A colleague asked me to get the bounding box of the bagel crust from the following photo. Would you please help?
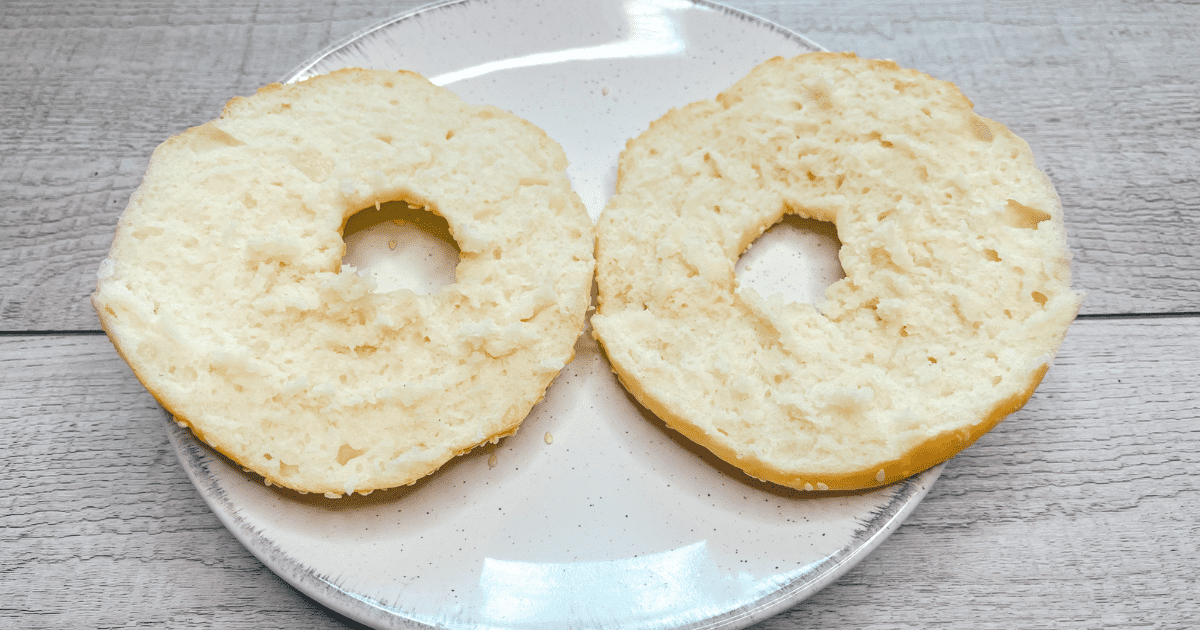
[94,69,595,496]
[593,53,1082,491]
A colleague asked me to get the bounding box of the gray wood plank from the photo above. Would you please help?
[1,0,1198,330]
[0,0,425,332]
[2,317,1197,628]
[765,316,1200,629]
[0,333,364,628]
[744,0,1200,319]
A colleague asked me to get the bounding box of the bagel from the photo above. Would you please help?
[93,68,595,496]
[592,53,1082,491]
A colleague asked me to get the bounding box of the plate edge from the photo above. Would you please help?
[281,0,827,85]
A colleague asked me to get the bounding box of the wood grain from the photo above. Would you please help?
[0,334,363,628]
[0,0,423,332]
[747,0,1200,318]
[2,1,1197,627]
[2,318,1197,628]
[1,0,1198,330]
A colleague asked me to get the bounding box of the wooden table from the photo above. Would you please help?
[3,0,1197,627]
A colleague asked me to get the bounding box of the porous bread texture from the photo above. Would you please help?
[93,68,595,496]
[592,52,1083,491]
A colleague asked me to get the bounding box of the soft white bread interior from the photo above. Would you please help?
[93,68,595,496]
[593,52,1082,491]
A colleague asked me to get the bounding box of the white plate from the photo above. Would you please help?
[168,1,944,628]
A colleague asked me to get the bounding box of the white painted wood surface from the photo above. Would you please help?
[2,0,1198,329]
[4,321,1197,628]
[2,0,1197,628]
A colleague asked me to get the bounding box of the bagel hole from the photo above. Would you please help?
[341,200,460,294]
[736,215,844,306]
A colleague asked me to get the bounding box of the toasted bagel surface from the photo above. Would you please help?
[94,69,595,496]
[593,53,1081,490]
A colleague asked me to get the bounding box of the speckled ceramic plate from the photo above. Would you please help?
[168,1,944,628]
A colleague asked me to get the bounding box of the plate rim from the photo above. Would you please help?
[171,421,944,630]
[281,0,828,85]
[172,1,942,628]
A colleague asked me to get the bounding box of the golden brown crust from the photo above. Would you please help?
[601,322,1054,491]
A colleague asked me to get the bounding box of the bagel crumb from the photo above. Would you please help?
[593,52,1081,491]
[94,68,595,496]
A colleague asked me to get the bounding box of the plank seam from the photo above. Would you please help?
[2,311,1200,336]
[1076,312,1200,320]
[0,330,106,336]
